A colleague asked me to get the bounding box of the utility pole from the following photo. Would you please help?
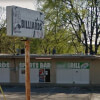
[25,39,31,100]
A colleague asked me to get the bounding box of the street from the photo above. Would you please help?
[0,86,100,100]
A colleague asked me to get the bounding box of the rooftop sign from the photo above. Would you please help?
[6,6,44,38]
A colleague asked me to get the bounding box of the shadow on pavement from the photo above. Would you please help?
[1,86,100,94]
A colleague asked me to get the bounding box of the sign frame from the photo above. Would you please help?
[6,6,44,38]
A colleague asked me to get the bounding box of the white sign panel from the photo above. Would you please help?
[6,6,44,38]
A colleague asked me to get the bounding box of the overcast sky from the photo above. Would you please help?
[0,0,37,10]
[0,0,38,21]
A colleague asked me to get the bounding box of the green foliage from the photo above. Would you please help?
[1,1,99,55]
[36,0,87,54]
[0,23,24,54]
[30,38,42,54]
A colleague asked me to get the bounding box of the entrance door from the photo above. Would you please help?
[39,69,50,82]
[73,69,81,84]
[45,69,50,82]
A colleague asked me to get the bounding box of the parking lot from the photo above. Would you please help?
[0,86,100,100]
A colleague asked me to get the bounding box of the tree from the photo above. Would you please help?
[37,0,100,55]
[0,6,25,54]
[66,0,100,54]
[37,0,83,54]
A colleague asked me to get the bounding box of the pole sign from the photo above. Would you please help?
[6,6,44,38]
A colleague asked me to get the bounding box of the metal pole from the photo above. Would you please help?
[25,39,31,100]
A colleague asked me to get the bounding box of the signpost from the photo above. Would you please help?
[6,6,44,100]
[25,39,30,100]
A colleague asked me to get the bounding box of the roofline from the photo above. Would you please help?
[0,54,100,59]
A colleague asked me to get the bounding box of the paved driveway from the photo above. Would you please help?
[0,86,100,100]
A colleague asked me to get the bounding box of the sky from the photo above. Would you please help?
[0,0,37,10]
[0,0,38,21]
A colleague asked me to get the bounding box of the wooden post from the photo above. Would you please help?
[25,39,31,100]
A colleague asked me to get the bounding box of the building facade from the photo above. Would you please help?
[0,54,100,86]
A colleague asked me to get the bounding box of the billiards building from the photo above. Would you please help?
[0,54,100,86]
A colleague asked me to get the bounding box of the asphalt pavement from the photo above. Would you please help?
[0,86,100,100]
